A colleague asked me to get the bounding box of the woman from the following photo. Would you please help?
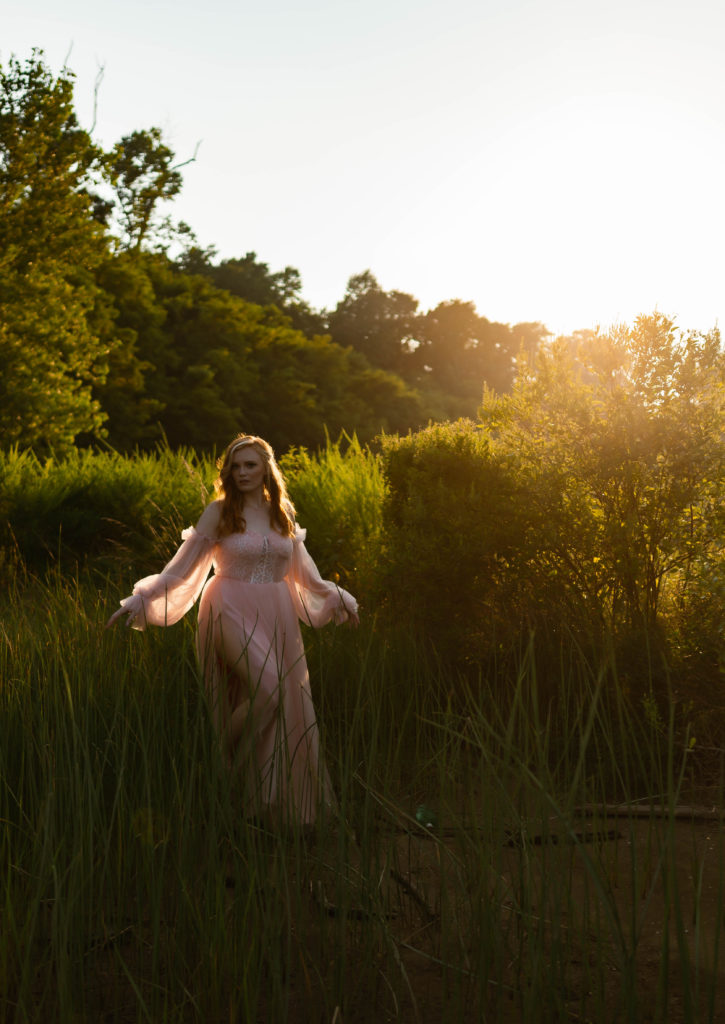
[107,435,358,825]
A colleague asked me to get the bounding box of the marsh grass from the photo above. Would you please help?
[0,445,214,576]
[1,570,724,1022]
[280,434,387,601]
[0,436,384,588]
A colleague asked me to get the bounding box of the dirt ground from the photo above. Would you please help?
[300,805,725,1023]
[47,805,725,1023]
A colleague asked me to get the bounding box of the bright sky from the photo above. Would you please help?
[5,0,725,337]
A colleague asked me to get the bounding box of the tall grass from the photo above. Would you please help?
[0,445,214,575]
[280,433,387,598]
[2,568,723,1022]
[0,436,384,591]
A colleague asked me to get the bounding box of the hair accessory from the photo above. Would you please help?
[230,439,255,457]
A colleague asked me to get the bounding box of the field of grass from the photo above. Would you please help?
[2,563,724,1023]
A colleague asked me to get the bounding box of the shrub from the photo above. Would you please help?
[377,316,725,707]
[379,420,575,672]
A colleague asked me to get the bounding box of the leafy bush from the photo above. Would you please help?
[379,420,575,674]
[378,316,725,705]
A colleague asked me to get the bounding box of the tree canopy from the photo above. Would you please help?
[0,52,558,455]
[105,128,184,251]
[0,53,111,451]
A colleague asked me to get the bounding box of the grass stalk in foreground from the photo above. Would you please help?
[1,573,723,1021]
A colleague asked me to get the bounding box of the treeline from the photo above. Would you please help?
[0,52,548,456]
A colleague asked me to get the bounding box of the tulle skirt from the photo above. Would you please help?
[197,575,332,824]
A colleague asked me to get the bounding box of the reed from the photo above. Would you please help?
[280,433,387,599]
[0,435,383,591]
[1,565,723,1022]
[0,444,214,575]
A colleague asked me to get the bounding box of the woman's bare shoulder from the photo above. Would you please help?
[196,499,223,536]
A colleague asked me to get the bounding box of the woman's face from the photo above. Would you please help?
[229,446,266,496]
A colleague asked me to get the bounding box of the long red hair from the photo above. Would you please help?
[214,435,295,537]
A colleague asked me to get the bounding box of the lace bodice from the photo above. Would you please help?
[213,530,293,584]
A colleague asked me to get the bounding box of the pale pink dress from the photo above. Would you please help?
[119,520,357,824]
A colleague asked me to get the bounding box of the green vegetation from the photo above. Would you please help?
[381,314,725,713]
[0,54,110,450]
[2,307,723,717]
[0,444,213,575]
[0,437,381,584]
[2,45,725,1024]
[2,566,724,1022]
[2,348,723,1021]
[279,435,387,597]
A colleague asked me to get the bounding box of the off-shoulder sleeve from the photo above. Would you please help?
[119,526,216,630]
[285,524,358,628]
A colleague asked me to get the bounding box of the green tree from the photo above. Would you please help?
[480,313,725,635]
[0,52,110,451]
[129,257,262,447]
[327,270,419,373]
[196,251,326,336]
[248,326,424,451]
[206,252,299,307]
[327,276,547,417]
[90,251,167,449]
[105,128,183,251]
[94,254,427,454]
[378,313,724,695]
[413,300,529,404]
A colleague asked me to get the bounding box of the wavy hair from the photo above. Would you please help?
[214,435,295,538]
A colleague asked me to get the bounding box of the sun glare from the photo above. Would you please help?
[364,86,724,338]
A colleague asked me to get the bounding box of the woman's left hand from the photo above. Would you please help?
[105,594,142,629]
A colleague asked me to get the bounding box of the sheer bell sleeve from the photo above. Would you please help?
[119,526,216,630]
[285,524,358,628]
